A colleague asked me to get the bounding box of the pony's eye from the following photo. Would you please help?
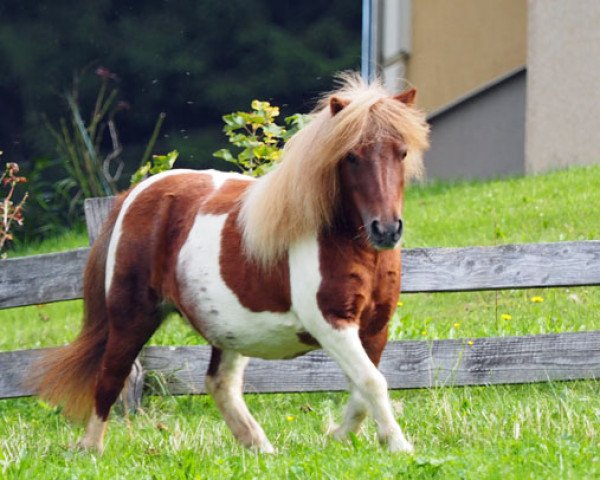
[399,149,408,160]
[347,153,359,165]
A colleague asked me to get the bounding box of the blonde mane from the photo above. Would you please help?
[239,73,430,266]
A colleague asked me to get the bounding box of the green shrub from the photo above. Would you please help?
[213,100,309,176]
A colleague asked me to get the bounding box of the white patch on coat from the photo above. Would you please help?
[208,169,248,189]
[176,212,315,360]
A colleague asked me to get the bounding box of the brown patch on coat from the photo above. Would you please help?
[207,346,222,377]
[297,331,321,347]
[317,229,401,333]
[201,178,252,215]
[220,205,292,313]
[337,139,406,232]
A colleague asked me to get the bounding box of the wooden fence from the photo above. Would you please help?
[1,197,600,404]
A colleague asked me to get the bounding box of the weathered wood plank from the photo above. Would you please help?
[401,241,600,292]
[84,196,116,245]
[0,248,89,308]
[4,332,600,398]
[2,241,599,309]
[0,348,47,397]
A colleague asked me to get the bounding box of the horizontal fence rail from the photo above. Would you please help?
[0,249,89,309]
[3,332,600,399]
[3,241,600,308]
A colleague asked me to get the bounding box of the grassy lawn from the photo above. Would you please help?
[1,165,599,478]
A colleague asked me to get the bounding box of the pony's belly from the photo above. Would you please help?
[177,211,317,360]
[200,308,316,359]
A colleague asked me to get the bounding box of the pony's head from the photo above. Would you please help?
[332,87,424,249]
[240,73,430,264]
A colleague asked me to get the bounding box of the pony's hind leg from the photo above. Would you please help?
[205,348,274,453]
[80,300,163,453]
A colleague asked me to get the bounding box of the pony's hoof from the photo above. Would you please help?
[260,443,276,454]
[251,442,276,454]
[386,436,414,454]
[330,426,349,442]
[75,438,104,455]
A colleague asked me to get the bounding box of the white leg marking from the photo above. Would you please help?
[206,350,274,453]
[79,413,108,453]
[289,236,413,453]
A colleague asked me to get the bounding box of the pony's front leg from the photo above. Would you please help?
[331,329,388,440]
[205,348,274,453]
[314,324,413,453]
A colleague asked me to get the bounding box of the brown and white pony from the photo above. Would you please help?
[33,75,429,454]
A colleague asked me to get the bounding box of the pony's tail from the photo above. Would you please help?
[30,200,122,423]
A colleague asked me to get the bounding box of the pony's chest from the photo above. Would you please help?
[312,235,401,324]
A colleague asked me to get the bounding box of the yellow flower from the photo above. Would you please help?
[453,323,460,328]
[501,314,512,321]
[421,331,427,336]
[467,340,474,346]
[286,415,295,422]
[530,296,544,303]
[397,301,404,307]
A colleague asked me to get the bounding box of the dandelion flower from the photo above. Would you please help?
[286,415,295,422]
[467,340,474,346]
[453,322,460,328]
[530,296,544,303]
[501,314,512,321]
[397,301,404,307]
[421,331,427,336]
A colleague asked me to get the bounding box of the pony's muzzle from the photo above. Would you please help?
[368,218,403,249]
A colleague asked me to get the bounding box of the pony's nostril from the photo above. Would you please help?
[396,219,403,235]
[371,220,384,237]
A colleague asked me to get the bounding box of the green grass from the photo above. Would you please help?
[1,165,600,478]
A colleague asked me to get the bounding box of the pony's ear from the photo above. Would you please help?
[329,96,349,116]
[394,88,417,106]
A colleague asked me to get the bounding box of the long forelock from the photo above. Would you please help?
[239,74,430,266]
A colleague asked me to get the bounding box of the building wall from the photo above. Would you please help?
[425,70,526,180]
[526,0,600,173]
[383,0,527,114]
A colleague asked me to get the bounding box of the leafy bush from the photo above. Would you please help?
[213,100,309,176]
[131,150,179,185]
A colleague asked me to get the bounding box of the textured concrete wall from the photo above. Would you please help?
[425,70,526,181]
[526,0,600,173]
